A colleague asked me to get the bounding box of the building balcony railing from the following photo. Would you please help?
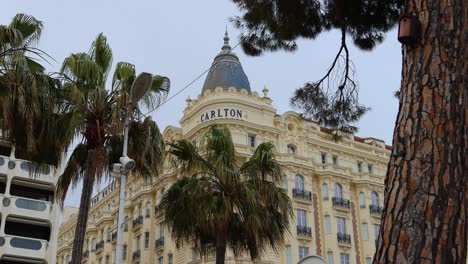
[0,194,53,222]
[96,240,105,252]
[0,235,48,260]
[132,215,143,230]
[369,204,383,215]
[0,155,54,184]
[332,197,351,210]
[132,249,141,262]
[296,226,312,238]
[155,237,164,250]
[82,250,89,258]
[292,189,312,202]
[154,204,163,216]
[337,233,352,245]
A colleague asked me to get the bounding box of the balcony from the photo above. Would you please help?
[369,204,383,216]
[95,240,104,252]
[337,233,352,245]
[155,237,164,251]
[0,155,55,184]
[0,235,49,260]
[332,197,351,210]
[154,204,162,217]
[292,189,312,202]
[296,226,312,239]
[132,249,141,262]
[132,216,143,230]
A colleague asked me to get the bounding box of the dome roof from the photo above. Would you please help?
[201,31,251,94]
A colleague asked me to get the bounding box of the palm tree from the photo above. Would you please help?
[0,14,64,164]
[55,33,170,264]
[161,125,292,264]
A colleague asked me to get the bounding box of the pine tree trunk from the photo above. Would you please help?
[215,224,228,264]
[70,170,94,264]
[374,0,467,263]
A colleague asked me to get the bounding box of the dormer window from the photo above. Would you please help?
[287,144,296,154]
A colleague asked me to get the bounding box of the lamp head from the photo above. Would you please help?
[120,156,136,171]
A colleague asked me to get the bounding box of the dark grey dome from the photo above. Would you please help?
[201,32,251,94]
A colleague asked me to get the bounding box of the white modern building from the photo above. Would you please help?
[0,140,61,264]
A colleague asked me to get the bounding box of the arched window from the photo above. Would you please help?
[146,202,151,217]
[282,175,288,191]
[295,175,304,191]
[134,204,141,218]
[334,183,343,199]
[322,183,329,200]
[100,228,104,241]
[359,192,366,208]
[92,238,96,251]
[287,144,296,154]
[66,255,71,264]
[371,192,379,206]
[124,216,129,232]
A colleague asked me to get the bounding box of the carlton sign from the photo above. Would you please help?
[200,108,243,123]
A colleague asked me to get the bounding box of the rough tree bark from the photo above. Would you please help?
[70,170,94,264]
[375,0,467,263]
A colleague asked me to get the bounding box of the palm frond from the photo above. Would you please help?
[9,13,43,46]
[56,144,88,207]
[89,33,113,88]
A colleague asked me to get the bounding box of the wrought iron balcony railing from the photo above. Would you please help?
[332,197,351,209]
[132,215,143,229]
[296,225,312,238]
[292,189,312,201]
[155,237,165,249]
[369,204,383,215]
[337,232,352,244]
[132,250,141,262]
[96,240,105,251]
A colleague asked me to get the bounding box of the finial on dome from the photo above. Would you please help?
[262,86,269,97]
[222,28,231,52]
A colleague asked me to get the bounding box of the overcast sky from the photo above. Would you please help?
[3,0,402,207]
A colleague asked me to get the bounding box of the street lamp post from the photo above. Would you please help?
[113,73,153,264]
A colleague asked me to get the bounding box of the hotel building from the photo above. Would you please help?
[57,32,391,264]
[0,140,61,263]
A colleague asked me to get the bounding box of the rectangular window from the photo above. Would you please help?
[286,245,292,264]
[158,256,163,264]
[105,255,110,264]
[135,235,141,251]
[336,217,346,234]
[321,153,327,164]
[192,248,198,261]
[374,224,381,240]
[332,155,338,165]
[357,161,363,173]
[159,223,164,238]
[368,164,373,174]
[299,246,309,260]
[144,232,150,249]
[340,253,349,264]
[247,134,256,147]
[297,209,307,227]
[98,257,102,264]
[362,223,369,240]
[168,254,173,264]
[123,245,127,260]
[327,251,334,264]
[366,257,372,264]
[325,215,331,234]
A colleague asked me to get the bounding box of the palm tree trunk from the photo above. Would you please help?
[215,224,228,264]
[374,0,467,263]
[70,171,94,264]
